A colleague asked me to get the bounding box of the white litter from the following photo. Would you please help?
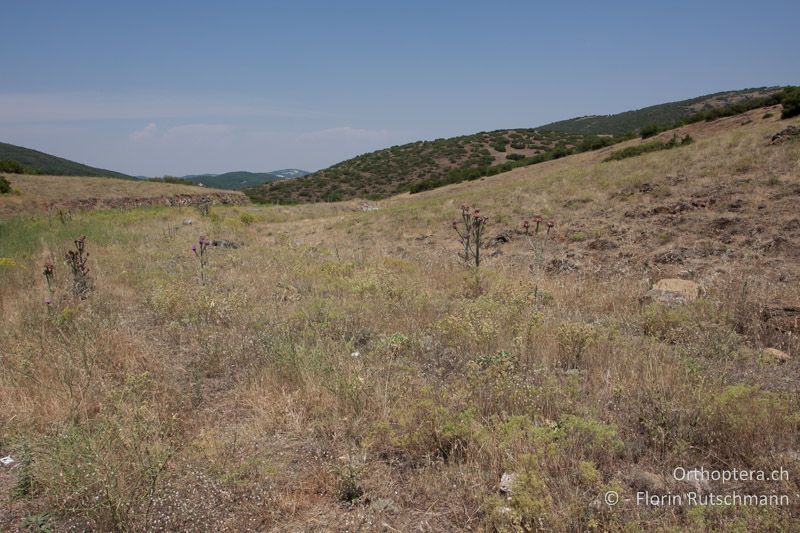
[351,351,360,358]
[1,456,14,466]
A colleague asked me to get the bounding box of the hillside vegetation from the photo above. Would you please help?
[0,142,132,179]
[246,87,788,204]
[1,106,799,531]
[182,169,309,190]
[540,86,782,135]
[247,128,608,203]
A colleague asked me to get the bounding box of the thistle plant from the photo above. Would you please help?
[65,236,91,298]
[43,262,55,296]
[192,236,211,284]
[452,205,488,268]
[523,216,555,302]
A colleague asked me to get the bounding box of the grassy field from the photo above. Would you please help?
[1,109,799,531]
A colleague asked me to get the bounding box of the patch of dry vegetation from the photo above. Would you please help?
[1,112,799,531]
[0,174,248,217]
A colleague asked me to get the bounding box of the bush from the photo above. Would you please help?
[0,159,28,174]
[780,86,800,119]
[0,175,10,194]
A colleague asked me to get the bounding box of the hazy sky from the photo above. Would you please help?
[1,0,798,176]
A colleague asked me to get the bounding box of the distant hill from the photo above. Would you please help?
[245,129,597,203]
[539,87,783,136]
[0,141,132,179]
[245,87,789,204]
[182,169,309,189]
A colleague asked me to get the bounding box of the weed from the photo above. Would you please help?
[65,236,91,298]
[192,236,211,284]
[197,198,212,217]
[21,513,53,533]
[452,205,488,268]
[556,323,595,369]
[12,442,35,499]
[336,457,364,503]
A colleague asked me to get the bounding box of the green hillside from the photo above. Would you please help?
[246,128,608,203]
[184,169,308,189]
[245,86,790,204]
[540,87,783,136]
[0,142,132,179]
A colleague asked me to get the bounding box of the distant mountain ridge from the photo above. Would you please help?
[180,169,309,189]
[0,141,132,179]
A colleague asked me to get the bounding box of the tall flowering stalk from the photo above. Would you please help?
[193,236,211,284]
[523,216,555,302]
[65,236,91,298]
[452,205,488,268]
[43,262,55,296]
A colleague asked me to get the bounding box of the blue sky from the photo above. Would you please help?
[1,0,797,176]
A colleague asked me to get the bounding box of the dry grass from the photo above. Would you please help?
[0,174,247,217]
[1,113,799,531]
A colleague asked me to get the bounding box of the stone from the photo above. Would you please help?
[770,125,800,145]
[499,472,517,495]
[211,239,241,249]
[641,279,701,306]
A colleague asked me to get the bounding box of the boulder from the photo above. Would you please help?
[641,279,702,306]
[770,125,800,145]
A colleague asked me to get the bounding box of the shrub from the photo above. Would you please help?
[0,175,10,194]
[0,159,28,174]
[780,86,800,119]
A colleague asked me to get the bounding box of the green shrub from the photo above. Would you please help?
[780,86,800,119]
[0,175,11,194]
[0,159,28,174]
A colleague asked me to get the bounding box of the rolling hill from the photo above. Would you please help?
[181,169,308,189]
[0,141,133,179]
[245,87,791,204]
[539,86,783,135]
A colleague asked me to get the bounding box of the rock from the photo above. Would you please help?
[211,239,241,249]
[762,347,791,363]
[770,125,800,145]
[641,279,702,306]
[652,248,687,264]
[499,472,517,495]
[761,304,800,334]
[546,257,579,273]
[588,238,618,251]
[492,230,513,245]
